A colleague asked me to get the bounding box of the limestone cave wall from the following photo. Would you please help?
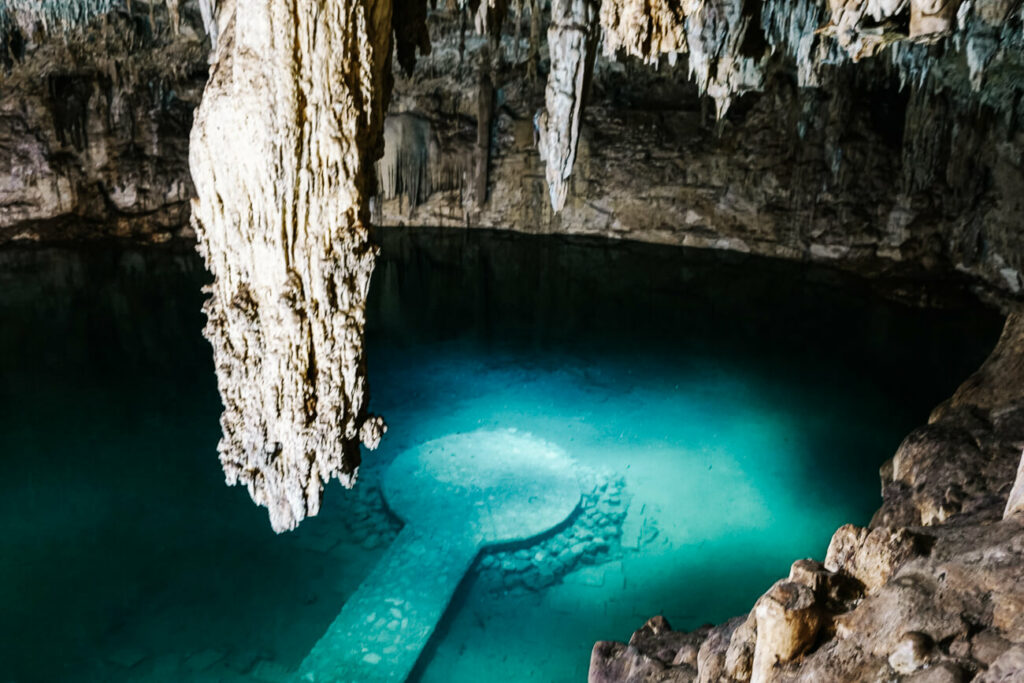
[0,1,207,242]
[3,1,1024,305]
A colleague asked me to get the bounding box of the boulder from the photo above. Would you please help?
[751,581,823,683]
[724,613,757,681]
[825,524,929,592]
[696,615,747,683]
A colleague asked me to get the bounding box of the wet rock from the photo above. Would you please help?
[671,642,700,669]
[970,629,1012,667]
[906,661,966,683]
[870,315,1024,530]
[630,615,672,644]
[591,617,710,683]
[588,640,694,683]
[787,559,832,597]
[788,558,863,609]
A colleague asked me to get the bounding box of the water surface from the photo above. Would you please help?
[0,229,1001,682]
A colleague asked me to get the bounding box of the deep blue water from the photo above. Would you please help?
[0,228,1002,682]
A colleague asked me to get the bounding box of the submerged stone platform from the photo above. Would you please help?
[298,429,581,682]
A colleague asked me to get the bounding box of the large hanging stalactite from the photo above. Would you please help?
[188,0,393,533]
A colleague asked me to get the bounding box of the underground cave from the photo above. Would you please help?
[2,1,1024,682]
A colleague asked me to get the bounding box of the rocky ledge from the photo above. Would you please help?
[590,313,1024,682]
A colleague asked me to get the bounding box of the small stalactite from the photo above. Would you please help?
[377,113,435,210]
[198,0,218,44]
[393,0,432,75]
[474,62,495,208]
[513,0,523,63]
[540,0,600,211]
[527,0,542,83]
[164,0,179,35]
[459,0,468,63]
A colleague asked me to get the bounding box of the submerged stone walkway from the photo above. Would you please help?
[298,429,581,682]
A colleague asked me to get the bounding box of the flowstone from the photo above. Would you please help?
[298,429,581,682]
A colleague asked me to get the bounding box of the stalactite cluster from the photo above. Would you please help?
[0,0,194,37]
[540,0,1024,211]
[377,114,436,209]
[0,0,122,33]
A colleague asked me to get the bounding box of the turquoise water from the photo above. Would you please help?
[0,230,1001,682]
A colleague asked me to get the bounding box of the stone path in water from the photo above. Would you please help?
[297,429,581,682]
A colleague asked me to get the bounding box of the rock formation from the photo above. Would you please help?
[591,313,1024,681]
[372,6,1024,306]
[0,1,207,242]
[187,0,397,532]
[539,0,1024,215]
[6,2,1024,299]
[538,0,599,211]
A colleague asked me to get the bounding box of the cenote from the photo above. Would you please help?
[0,226,1002,682]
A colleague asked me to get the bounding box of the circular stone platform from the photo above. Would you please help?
[300,430,582,682]
[382,429,581,547]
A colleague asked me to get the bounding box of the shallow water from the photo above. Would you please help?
[0,229,1002,682]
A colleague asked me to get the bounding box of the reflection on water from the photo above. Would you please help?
[0,229,1002,682]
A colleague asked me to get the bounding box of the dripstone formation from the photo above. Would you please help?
[187,0,397,532]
